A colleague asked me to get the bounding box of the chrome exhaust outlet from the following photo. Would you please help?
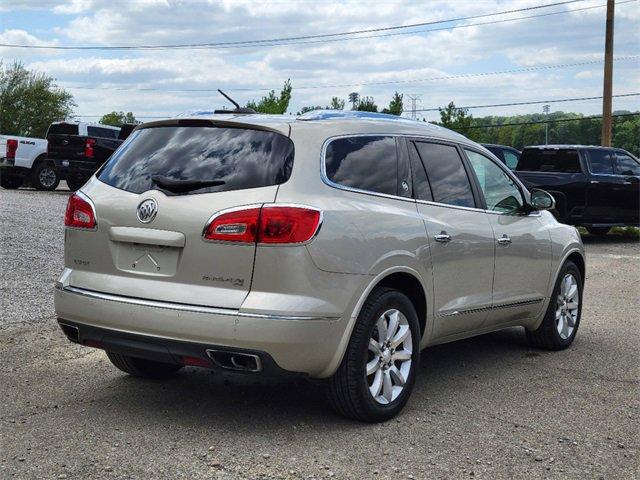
[206,349,262,373]
[59,322,80,343]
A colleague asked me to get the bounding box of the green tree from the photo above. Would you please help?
[438,101,477,139]
[382,92,403,116]
[348,92,360,110]
[330,96,345,110]
[0,62,75,138]
[356,96,378,112]
[100,111,138,127]
[246,79,292,114]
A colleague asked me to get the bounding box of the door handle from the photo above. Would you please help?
[434,232,451,243]
[497,234,512,246]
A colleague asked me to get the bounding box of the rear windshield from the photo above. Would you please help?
[97,126,294,195]
[47,123,78,137]
[516,149,582,173]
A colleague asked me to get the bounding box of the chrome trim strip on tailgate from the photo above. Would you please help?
[57,284,338,321]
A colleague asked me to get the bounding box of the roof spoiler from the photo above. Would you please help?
[214,89,256,115]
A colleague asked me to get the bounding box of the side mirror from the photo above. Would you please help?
[529,189,555,211]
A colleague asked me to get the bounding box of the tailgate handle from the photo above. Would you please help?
[109,227,185,247]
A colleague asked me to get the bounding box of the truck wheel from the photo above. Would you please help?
[586,226,610,236]
[66,175,87,191]
[326,287,420,422]
[0,173,24,189]
[32,162,60,191]
[526,261,582,350]
[106,352,183,379]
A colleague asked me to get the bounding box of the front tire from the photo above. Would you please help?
[327,287,420,422]
[106,352,183,378]
[32,162,60,191]
[526,261,583,350]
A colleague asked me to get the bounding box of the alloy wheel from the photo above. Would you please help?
[366,308,413,405]
[39,168,57,188]
[556,273,579,340]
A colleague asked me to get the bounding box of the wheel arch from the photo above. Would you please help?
[319,266,430,378]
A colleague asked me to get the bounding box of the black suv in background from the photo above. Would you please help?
[482,143,521,170]
[514,145,640,234]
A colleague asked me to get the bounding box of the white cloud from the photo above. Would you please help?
[1,0,638,119]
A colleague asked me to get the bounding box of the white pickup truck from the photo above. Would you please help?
[0,134,54,190]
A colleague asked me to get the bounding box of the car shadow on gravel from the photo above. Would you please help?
[61,327,535,430]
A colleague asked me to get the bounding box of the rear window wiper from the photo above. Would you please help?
[151,175,225,193]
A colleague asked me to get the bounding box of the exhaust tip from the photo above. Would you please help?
[59,322,80,343]
[206,349,262,373]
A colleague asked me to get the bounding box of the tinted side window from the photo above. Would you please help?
[517,149,582,173]
[587,149,614,174]
[88,126,118,139]
[413,142,475,208]
[409,143,433,201]
[614,152,640,176]
[466,150,523,214]
[503,150,519,170]
[98,126,294,195]
[325,136,398,196]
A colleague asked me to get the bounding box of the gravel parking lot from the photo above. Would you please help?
[1,186,638,479]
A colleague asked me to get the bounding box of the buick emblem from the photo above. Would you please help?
[137,198,158,224]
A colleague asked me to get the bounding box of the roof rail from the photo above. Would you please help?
[297,110,416,122]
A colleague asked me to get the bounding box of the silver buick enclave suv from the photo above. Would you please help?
[55,110,585,422]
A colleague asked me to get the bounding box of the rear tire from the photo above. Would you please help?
[0,173,24,189]
[65,175,87,191]
[526,261,582,350]
[586,226,610,236]
[106,352,183,378]
[32,162,60,191]
[326,287,421,422]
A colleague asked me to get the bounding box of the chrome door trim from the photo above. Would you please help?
[57,284,338,321]
[439,298,544,317]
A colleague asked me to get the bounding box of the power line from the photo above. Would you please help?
[406,92,640,113]
[0,0,600,50]
[466,112,639,129]
[60,55,640,93]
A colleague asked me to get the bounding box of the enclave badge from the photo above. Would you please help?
[137,198,158,224]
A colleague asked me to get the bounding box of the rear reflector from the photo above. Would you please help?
[64,193,97,229]
[83,339,103,349]
[6,139,18,159]
[203,205,321,245]
[181,356,211,368]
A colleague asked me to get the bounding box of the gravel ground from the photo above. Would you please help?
[1,186,639,479]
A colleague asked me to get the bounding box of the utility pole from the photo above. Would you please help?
[543,104,550,144]
[406,94,421,120]
[601,0,615,146]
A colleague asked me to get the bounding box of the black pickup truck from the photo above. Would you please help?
[47,122,135,191]
[514,145,640,234]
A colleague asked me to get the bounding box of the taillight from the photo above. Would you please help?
[64,193,96,229]
[203,207,261,243]
[203,205,321,245]
[6,139,18,159]
[84,138,96,158]
[259,206,322,244]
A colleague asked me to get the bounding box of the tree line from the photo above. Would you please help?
[1,63,637,156]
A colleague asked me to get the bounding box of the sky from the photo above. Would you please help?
[1,0,639,123]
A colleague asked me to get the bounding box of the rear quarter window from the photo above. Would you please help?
[97,126,294,195]
[324,136,398,196]
[517,149,582,173]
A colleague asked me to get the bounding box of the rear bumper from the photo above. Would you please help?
[51,158,97,177]
[54,283,346,378]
